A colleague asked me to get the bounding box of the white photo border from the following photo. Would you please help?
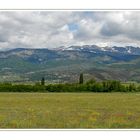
[0,0,140,138]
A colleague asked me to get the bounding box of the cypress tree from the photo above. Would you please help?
[41,77,45,85]
[79,73,84,84]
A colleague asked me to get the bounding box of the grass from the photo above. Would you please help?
[0,92,140,128]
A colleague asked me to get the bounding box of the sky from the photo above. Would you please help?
[0,11,140,50]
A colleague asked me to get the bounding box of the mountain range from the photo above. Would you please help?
[1,45,140,83]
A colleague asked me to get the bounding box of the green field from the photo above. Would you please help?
[0,92,140,128]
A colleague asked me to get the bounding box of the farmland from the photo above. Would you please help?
[0,93,140,128]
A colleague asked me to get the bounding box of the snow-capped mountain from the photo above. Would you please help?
[53,44,140,55]
[0,44,140,83]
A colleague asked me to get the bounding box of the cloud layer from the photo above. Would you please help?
[0,11,140,49]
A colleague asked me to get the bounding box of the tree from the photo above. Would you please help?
[41,77,45,85]
[129,83,136,91]
[79,73,84,84]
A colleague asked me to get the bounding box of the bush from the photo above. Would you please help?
[0,80,138,92]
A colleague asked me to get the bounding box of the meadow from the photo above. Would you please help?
[0,92,140,128]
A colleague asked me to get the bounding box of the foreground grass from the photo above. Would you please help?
[0,92,140,128]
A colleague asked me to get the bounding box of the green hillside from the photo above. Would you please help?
[0,47,140,83]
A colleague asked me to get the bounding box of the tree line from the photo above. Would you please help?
[0,73,139,92]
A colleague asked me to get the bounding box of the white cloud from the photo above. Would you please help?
[0,11,140,50]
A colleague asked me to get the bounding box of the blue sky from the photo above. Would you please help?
[0,11,139,50]
[68,23,78,31]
